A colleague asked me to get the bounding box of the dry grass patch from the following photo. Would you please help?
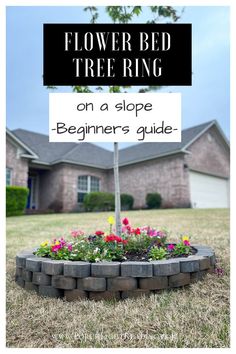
[6,209,230,348]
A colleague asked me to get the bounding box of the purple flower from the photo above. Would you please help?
[214,267,224,276]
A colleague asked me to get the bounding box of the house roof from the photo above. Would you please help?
[12,120,229,169]
[6,128,39,160]
[12,129,113,168]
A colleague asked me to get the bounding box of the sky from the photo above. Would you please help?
[6,6,230,150]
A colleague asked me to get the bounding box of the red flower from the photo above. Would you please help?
[132,227,141,235]
[104,234,127,244]
[122,217,129,226]
[95,230,104,236]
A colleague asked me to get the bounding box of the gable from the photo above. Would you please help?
[6,130,38,159]
[185,124,230,178]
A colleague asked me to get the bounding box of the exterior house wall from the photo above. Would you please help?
[185,126,230,178]
[108,154,191,208]
[60,164,109,211]
[6,138,29,187]
[38,165,65,211]
[47,164,110,211]
[62,164,108,211]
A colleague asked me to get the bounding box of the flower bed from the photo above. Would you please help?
[15,217,216,301]
[34,217,195,262]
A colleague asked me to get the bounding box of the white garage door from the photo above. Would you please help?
[189,171,229,208]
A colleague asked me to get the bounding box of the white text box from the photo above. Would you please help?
[49,93,181,143]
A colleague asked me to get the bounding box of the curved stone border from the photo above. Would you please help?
[15,245,216,301]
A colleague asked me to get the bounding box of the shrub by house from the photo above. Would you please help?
[6,186,28,216]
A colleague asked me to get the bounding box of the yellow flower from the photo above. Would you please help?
[40,240,49,247]
[108,216,115,225]
[182,235,189,242]
[55,241,60,245]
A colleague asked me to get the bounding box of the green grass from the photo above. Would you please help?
[6,209,230,348]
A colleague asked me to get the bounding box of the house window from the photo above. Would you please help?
[6,168,12,186]
[77,175,100,203]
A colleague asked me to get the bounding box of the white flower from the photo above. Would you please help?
[95,258,100,262]
[93,247,99,255]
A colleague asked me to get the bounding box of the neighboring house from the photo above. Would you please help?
[6,120,230,211]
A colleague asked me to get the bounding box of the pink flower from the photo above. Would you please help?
[122,217,129,226]
[59,237,66,247]
[167,244,175,251]
[183,240,190,246]
[156,231,166,238]
[67,244,73,252]
[122,225,132,234]
[149,229,158,237]
[51,244,62,252]
[71,229,84,238]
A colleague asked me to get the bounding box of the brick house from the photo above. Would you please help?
[6,120,230,211]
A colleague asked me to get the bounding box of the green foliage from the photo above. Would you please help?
[172,242,191,257]
[148,246,168,260]
[121,193,134,210]
[124,234,152,253]
[83,192,134,211]
[83,192,115,211]
[6,186,29,216]
[146,193,162,209]
[34,236,126,262]
[84,6,99,23]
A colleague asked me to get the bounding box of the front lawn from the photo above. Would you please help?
[6,209,230,348]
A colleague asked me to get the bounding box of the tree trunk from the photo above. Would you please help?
[114,142,121,235]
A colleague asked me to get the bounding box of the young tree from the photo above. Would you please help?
[53,6,181,235]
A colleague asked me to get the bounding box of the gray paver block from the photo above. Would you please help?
[77,277,106,292]
[190,270,208,283]
[64,262,90,278]
[39,285,63,298]
[52,275,76,289]
[24,282,39,292]
[139,276,168,290]
[152,259,180,276]
[32,272,51,286]
[22,269,33,282]
[15,267,23,277]
[180,259,200,272]
[91,262,120,277]
[15,277,25,288]
[168,273,190,287]
[107,277,137,291]
[121,262,152,277]
[16,253,35,268]
[199,257,211,270]
[42,260,64,275]
[25,258,42,272]
[210,254,216,266]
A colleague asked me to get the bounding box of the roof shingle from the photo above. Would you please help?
[12,120,218,169]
